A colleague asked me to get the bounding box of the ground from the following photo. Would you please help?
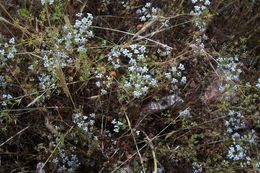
[0,0,259,173]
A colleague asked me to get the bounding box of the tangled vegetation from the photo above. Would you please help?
[0,0,259,172]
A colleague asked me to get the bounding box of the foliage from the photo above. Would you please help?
[0,0,259,172]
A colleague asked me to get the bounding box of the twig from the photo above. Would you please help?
[144,133,158,173]
[0,126,30,147]
[91,25,172,49]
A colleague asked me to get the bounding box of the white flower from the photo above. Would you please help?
[7,52,14,59]
[140,16,146,21]
[181,76,187,84]
[95,81,101,88]
[52,158,59,164]
[77,46,86,53]
[9,37,15,44]
[171,66,177,73]
[204,0,211,6]
[149,78,157,86]
[194,5,201,13]
[136,9,142,14]
[49,0,54,4]
[111,119,117,124]
[3,94,13,100]
[113,128,119,133]
[139,45,146,53]
[145,2,151,8]
[256,78,260,89]
[227,144,248,161]
[36,162,46,173]
[179,108,191,118]
[171,78,178,84]
[124,82,131,88]
[133,90,142,98]
[134,83,141,89]
[129,58,137,65]
[164,72,172,79]
[192,162,202,173]
[151,7,159,14]
[177,71,182,77]
[137,3,161,22]
[76,13,83,17]
[101,89,107,95]
[227,127,233,133]
[141,86,149,93]
[178,63,185,70]
[89,119,95,126]
[90,113,96,118]
[41,0,55,5]
[128,66,136,72]
[41,0,45,5]
[0,49,4,55]
[130,44,137,50]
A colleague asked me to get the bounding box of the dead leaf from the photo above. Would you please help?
[202,75,223,104]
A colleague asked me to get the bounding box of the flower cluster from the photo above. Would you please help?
[157,45,172,57]
[94,71,113,95]
[39,49,73,69]
[191,0,211,16]
[217,56,242,82]
[216,56,242,100]
[179,108,191,118]
[72,112,96,134]
[240,130,258,144]
[51,149,80,173]
[0,75,6,88]
[192,162,203,173]
[224,110,246,134]
[190,36,207,55]
[164,63,187,90]
[224,110,253,166]
[33,13,94,73]
[136,2,160,22]
[190,0,211,55]
[38,73,56,90]
[227,144,250,164]
[108,44,146,69]
[111,119,124,133]
[62,13,94,52]
[41,0,55,5]
[108,44,158,98]
[0,37,17,62]
[1,93,13,107]
[121,1,131,10]
[123,71,157,98]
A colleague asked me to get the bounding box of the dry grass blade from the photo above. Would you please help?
[26,91,46,107]
[124,111,146,172]
[55,65,76,109]
[64,15,73,30]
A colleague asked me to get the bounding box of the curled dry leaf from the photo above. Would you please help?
[135,95,183,129]
[141,94,184,116]
[202,74,223,104]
